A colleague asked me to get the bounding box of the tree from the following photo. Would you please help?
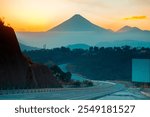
[89,47,93,52]
[0,17,5,27]
[83,80,93,87]
[65,72,72,82]
[94,46,99,52]
[73,81,81,87]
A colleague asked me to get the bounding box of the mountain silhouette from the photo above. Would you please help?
[17,15,150,49]
[19,43,40,51]
[0,23,61,89]
[49,14,108,32]
[117,26,142,33]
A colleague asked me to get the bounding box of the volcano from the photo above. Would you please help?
[49,14,108,32]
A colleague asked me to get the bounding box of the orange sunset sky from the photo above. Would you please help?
[0,0,150,32]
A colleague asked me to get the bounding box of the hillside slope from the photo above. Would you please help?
[0,24,61,89]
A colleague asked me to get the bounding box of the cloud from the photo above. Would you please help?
[123,16,147,20]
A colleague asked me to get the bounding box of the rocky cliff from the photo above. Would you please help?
[0,24,61,89]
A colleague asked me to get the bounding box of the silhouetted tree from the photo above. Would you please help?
[73,81,81,87]
[65,72,72,82]
[50,65,72,82]
[0,18,4,27]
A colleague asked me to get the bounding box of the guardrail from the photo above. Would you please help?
[0,87,93,95]
[0,88,62,95]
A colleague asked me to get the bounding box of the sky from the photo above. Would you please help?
[0,0,150,32]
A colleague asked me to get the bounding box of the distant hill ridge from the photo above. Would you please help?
[117,26,142,33]
[67,43,90,50]
[19,43,40,51]
[96,40,150,48]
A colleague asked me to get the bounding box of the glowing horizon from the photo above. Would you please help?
[0,0,150,32]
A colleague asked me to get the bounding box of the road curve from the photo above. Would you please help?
[0,81,125,100]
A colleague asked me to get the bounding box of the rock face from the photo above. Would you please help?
[0,25,61,89]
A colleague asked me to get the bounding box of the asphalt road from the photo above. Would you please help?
[0,81,125,100]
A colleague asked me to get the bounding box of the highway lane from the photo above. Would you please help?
[0,80,149,100]
[98,88,150,100]
[0,81,126,100]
